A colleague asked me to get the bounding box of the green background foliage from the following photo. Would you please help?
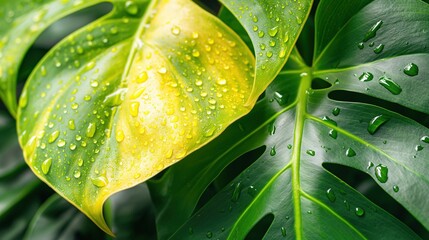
[0,0,429,239]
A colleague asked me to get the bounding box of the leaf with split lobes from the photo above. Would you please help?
[17,0,255,235]
[219,0,313,105]
[0,0,107,117]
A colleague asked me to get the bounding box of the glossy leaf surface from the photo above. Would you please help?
[150,0,429,238]
[0,0,107,116]
[17,0,257,235]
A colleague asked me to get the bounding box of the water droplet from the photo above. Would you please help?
[85,61,96,71]
[266,51,273,58]
[326,188,336,202]
[171,26,181,35]
[273,91,287,106]
[367,115,389,135]
[369,42,375,47]
[268,122,276,135]
[90,80,99,88]
[415,145,423,151]
[357,42,364,49]
[116,129,125,142]
[252,15,258,23]
[86,122,96,138]
[268,26,279,37]
[306,150,315,156]
[332,107,340,116]
[393,185,399,192]
[281,227,287,237]
[346,147,356,157]
[40,65,47,76]
[69,143,77,150]
[110,27,118,35]
[375,164,388,183]
[231,182,242,202]
[355,207,365,217]
[344,200,350,210]
[367,161,374,170]
[71,102,79,110]
[67,120,76,130]
[358,72,373,82]
[420,136,429,143]
[206,231,213,238]
[204,127,216,137]
[363,20,383,42]
[322,116,337,126]
[125,1,139,15]
[74,170,81,178]
[192,49,200,57]
[373,44,384,54]
[287,144,292,149]
[91,176,108,187]
[41,158,52,175]
[258,31,264,38]
[329,129,338,139]
[78,158,84,167]
[130,102,140,117]
[57,139,66,147]
[247,185,257,197]
[403,63,419,76]
[48,130,60,143]
[270,146,276,156]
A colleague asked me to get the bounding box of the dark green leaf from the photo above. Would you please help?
[151,0,429,238]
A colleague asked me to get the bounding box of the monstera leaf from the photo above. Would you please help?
[12,0,281,235]
[149,0,429,238]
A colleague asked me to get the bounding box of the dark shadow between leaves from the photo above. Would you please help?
[328,90,429,128]
[323,162,429,239]
[244,213,274,240]
[312,78,332,90]
[192,146,266,215]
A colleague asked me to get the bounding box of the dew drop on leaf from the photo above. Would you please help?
[69,143,77,151]
[375,164,388,183]
[322,116,337,126]
[116,129,125,142]
[403,63,419,76]
[273,91,287,106]
[270,146,276,156]
[357,42,364,49]
[345,147,356,157]
[125,1,139,15]
[415,145,423,151]
[268,122,276,135]
[68,119,75,130]
[367,115,389,135]
[306,150,315,156]
[91,176,108,188]
[367,161,374,170]
[373,44,384,54]
[268,26,279,37]
[281,227,287,237]
[326,188,336,202]
[41,158,52,175]
[171,26,181,35]
[247,185,257,197]
[344,200,350,210]
[358,72,373,82]
[332,107,340,116]
[57,139,66,147]
[77,158,83,167]
[48,130,60,143]
[363,20,383,42]
[329,129,337,139]
[379,76,402,95]
[355,207,365,217]
[231,182,242,202]
[86,122,96,138]
[420,136,429,143]
[206,231,213,239]
[393,185,399,192]
[74,170,81,179]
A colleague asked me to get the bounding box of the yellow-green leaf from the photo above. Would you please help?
[17,0,255,235]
